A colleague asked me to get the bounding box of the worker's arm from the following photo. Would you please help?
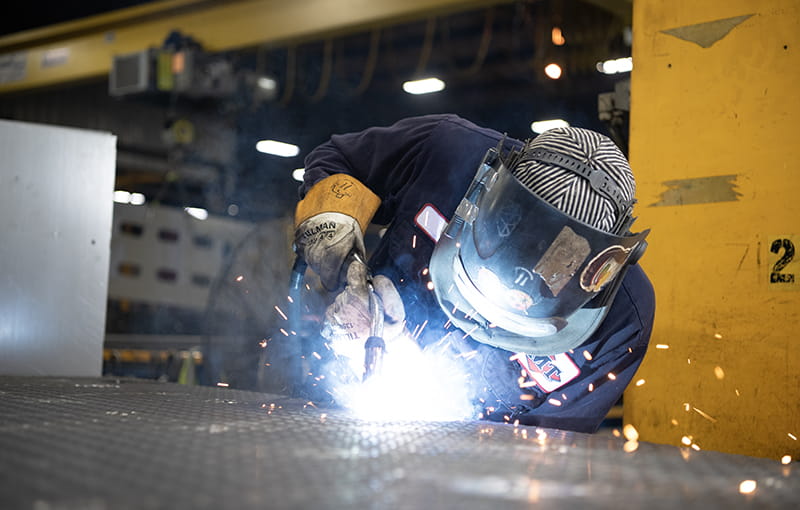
[294,115,453,290]
[299,114,458,224]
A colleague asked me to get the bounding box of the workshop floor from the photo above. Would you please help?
[0,376,796,509]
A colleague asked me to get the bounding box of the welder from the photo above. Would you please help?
[293,114,654,433]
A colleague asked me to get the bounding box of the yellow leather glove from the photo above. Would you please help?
[294,174,381,291]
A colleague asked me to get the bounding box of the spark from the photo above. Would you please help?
[623,424,639,441]
[458,350,478,361]
[735,389,740,396]
[612,429,621,438]
[683,403,691,412]
[655,344,669,350]
[216,382,229,387]
[259,339,268,348]
[412,234,417,248]
[738,480,757,494]
[607,372,617,380]
[304,401,317,409]
[681,436,692,446]
[287,295,294,303]
[426,281,434,291]
[235,275,244,282]
[693,407,717,423]
[691,443,701,451]
[520,381,538,389]
[635,379,646,386]
[671,419,678,426]
[588,383,594,392]
[312,352,322,360]
[320,413,327,423]
[714,333,723,339]
[714,366,725,379]
[460,324,480,340]
[279,328,289,336]
[687,358,691,365]
[274,305,288,321]
[623,440,639,453]
[520,394,534,401]
[422,267,429,276]
[583,350,593,361]
[412,320,429,342]
[789,433,797,441]
[781,455,792,464]
[547,398,562,407]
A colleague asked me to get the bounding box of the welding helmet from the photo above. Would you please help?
[429,127,649,355]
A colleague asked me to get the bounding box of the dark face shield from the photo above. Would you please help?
[429,148,648,355]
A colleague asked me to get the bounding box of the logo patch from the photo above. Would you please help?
[512,352,580,393]
[414,203,448,242]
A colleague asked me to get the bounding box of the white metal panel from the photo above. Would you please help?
[0,119,116,376]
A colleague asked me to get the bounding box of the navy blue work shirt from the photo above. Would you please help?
[300,114,655,433]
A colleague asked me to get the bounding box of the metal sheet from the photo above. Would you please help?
[0,120,116,377]
[0,376,796,509]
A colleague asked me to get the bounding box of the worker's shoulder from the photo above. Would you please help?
[395,113,502,139]
[619,264,655,326]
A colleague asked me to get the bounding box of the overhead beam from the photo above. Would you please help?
[0,0,510,94]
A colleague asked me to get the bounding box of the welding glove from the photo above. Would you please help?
[294,174,381,291]
[321,260,406,360]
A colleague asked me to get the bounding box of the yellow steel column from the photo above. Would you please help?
[625,0,800,459]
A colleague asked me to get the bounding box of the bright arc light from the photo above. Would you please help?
[184,207,208,220]
[597,57,633,75]
[544,63,562,79]
[292,168,306,182]
[531,119,569,134]
[402,77,446,95]
[329,333,476,422]
[256,139,300,157]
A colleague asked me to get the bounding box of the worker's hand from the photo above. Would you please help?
[321,261,406,360]
[294,212,366,291]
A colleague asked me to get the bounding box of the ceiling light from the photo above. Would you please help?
[551,27,565,46]
[184,207,208,220]
[113,190,131,204]
[129,192,146,205]
[596,57,633,74]
[256,139,300,157]
[257,76,277,90]
[531,119,570,134]
[402,77,445,95]
[544,63,562,80]
[292,168,306,182]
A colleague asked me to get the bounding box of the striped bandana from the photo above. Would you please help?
[511,128,635,233]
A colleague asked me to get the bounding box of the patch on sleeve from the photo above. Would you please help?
[511,352,581,393]
[414,203,448,242]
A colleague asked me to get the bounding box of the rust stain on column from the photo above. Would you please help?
[661,14,754,48]
[650,174,742,207]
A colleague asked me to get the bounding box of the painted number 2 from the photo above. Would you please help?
[770,238,795,284]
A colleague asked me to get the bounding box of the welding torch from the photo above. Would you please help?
[346,252,386,382]
[289,250,386,382]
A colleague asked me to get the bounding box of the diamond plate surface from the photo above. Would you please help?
[0,376,796,509]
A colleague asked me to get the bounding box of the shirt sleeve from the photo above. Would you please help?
[299,114,456,224]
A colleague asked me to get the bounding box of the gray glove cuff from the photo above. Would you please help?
[295,212,366,291]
